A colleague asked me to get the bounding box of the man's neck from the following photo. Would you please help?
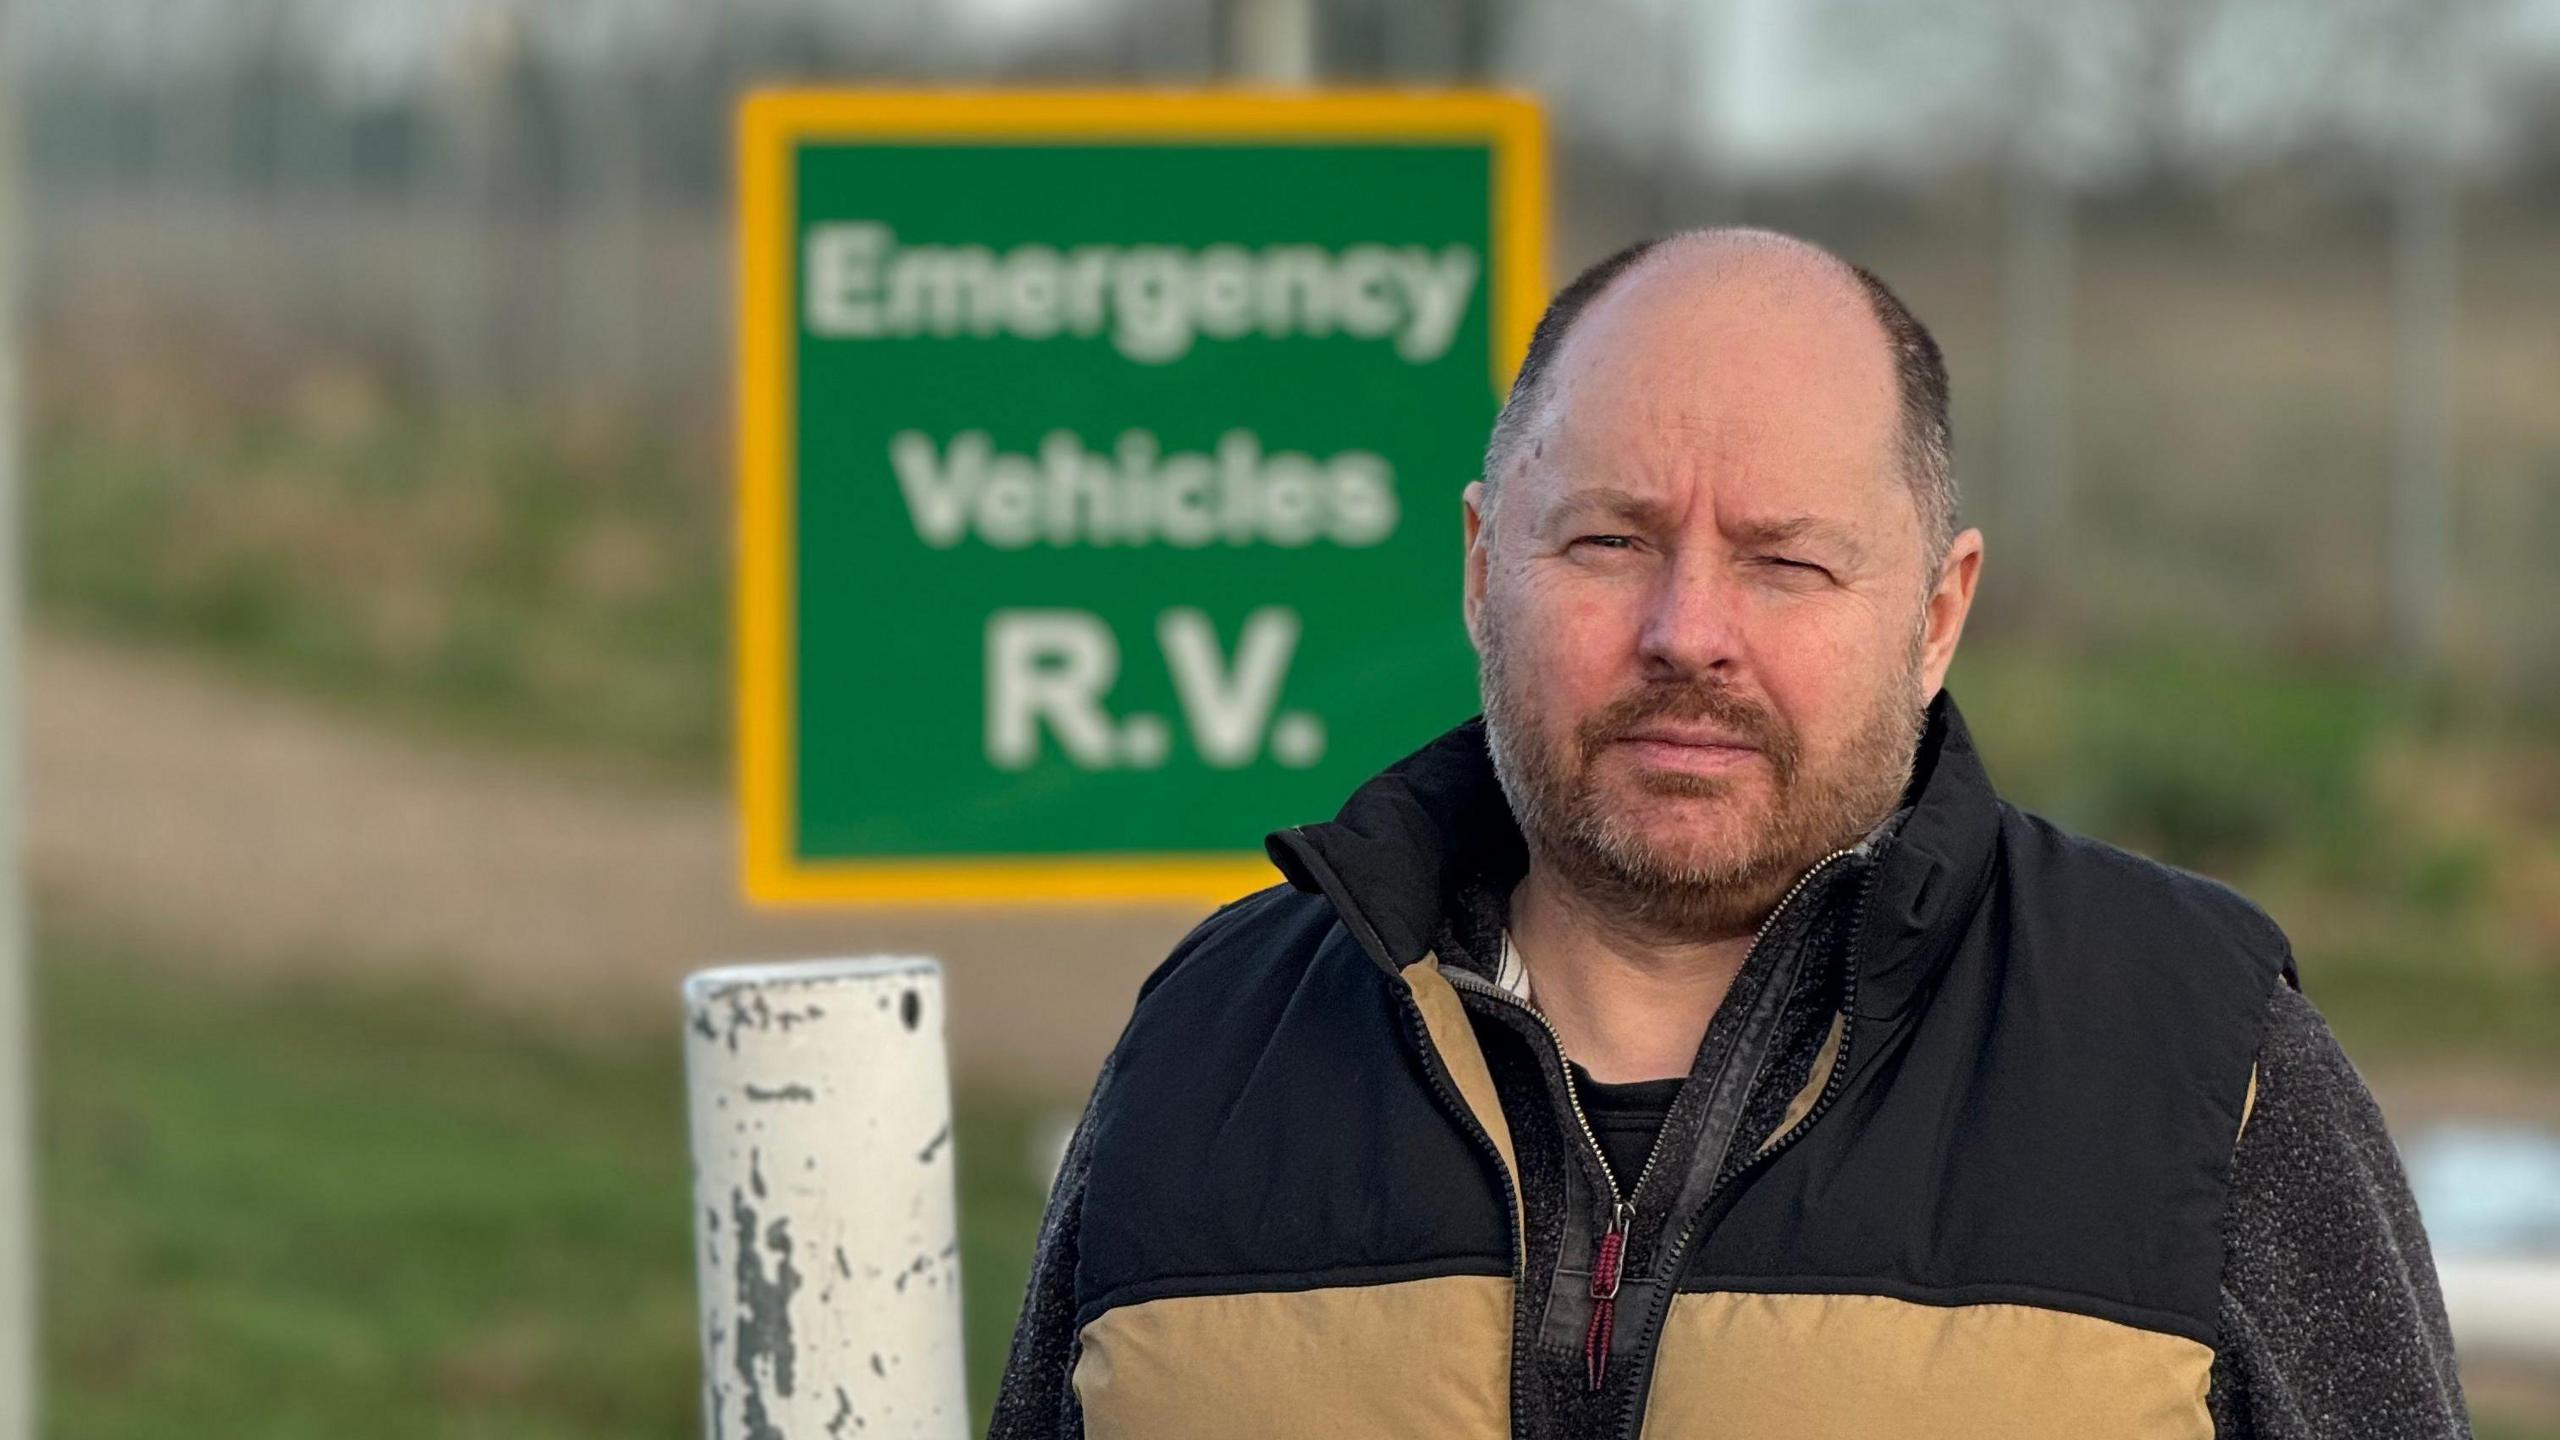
[1504,863,1760,1084]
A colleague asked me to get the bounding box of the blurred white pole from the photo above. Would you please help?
[0,2,33,1434]
[1680,0,1737,226]
[1225,0,1315,84]
[2001,10,2075,613]
[567,61,648,401]
[684,959,967,1440]
[1652,0,1702,230]
[2389,4,2458,673]
[423,31,481,409]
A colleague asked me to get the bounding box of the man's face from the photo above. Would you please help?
[1464,243,1980,941]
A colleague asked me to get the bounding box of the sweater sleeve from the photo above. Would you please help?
[983,1050,1113,1440]
[983,890,1276,1438]
[2206,982,2472,1439]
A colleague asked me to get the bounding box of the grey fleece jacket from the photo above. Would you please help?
[987,904,2473,1440]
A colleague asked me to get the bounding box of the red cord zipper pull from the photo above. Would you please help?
[1585,1203,1628,1390]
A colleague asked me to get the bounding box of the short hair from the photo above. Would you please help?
[1479,228,1958,564]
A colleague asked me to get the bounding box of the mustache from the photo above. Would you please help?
[1575,679,1799,779]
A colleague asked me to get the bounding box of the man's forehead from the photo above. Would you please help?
[1517,240,1904,507]
[1552,244,1893,419]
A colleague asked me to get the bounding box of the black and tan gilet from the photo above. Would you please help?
[1067,692,2295,1439]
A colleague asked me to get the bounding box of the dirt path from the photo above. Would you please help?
[25,630,1202,1094]
[30,629,2554,1126]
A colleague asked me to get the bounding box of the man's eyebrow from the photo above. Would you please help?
[1731,514,1865,559]
[1547,486,1675,529]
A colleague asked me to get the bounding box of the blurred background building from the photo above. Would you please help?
[6,0,2557,1435]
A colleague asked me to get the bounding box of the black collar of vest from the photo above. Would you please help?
[1264,688,2003,1018]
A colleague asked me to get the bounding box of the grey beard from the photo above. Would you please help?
[1477,609,1925,944]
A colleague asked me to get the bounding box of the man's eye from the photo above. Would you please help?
[1761,556,1827,575]
[1572,535,1637,551]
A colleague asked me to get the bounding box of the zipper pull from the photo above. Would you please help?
[1584,1201,1629,1391]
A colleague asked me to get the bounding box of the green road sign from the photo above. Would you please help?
[738,90,1547,905]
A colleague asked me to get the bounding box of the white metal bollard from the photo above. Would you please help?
[684,958,968,1439]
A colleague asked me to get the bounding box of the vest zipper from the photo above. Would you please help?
[1703,850,1874,1188]
[1390,983,1539,1440]
[1402,983,1515,1265]
[1441,840,1864,1393]
[1603,852,1885,1440]
[1454,978,1669,1383]
[1277,826,1528,1286]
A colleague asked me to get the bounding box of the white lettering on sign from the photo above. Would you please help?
[985,608,1326,772]
[806,222,1480,365]
[984,610,1119,770]
[1161,608,1296,767]
[890,429,1397,550]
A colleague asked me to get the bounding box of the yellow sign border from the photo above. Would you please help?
[737,88,1549,907]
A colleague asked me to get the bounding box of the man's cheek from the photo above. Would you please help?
[1531,626,1620,709]
[1555,589,1633,658]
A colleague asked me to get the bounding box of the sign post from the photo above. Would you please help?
[736,90,1545,906]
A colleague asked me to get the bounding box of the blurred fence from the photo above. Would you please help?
[15,0,2560,709]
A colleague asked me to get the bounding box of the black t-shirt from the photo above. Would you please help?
[1567,1060,1685,1193]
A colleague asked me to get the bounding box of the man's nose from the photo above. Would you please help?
[1633,547,1744,679]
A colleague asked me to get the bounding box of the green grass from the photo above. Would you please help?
[34,898,2558,1438]
[1950,638,2560,1076]
[31,404,726,772]
[39,932,1056,1438]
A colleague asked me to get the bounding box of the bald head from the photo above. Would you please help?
[1482,228,1956,565]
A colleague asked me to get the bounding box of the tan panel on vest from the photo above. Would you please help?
[1644,1291,2214,1439]
[2237,1061,2261,1145]
[1759,1009,1846,1155]
[1074,1275,1513,1440]
[1402,955,1524,1266]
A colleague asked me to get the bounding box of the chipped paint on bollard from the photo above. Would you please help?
[684,958,966,1440]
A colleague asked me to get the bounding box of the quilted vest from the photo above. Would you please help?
[1067,690,2292,1439]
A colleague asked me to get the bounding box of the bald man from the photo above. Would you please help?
[988,229,2467,1440]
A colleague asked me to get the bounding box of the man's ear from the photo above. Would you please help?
[1918,527,1983,703]
[1461,481,1491,651]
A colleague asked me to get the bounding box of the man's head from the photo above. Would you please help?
[1464,227,1983,943]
